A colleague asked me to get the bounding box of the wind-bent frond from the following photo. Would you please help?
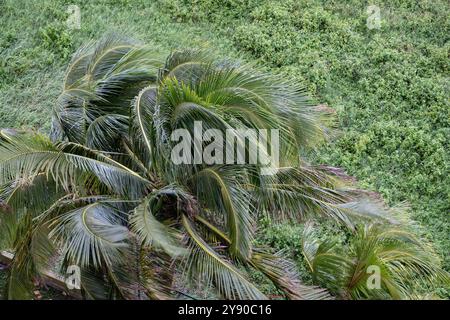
[302,222,350,293]
[182,214,267,300]
[256,166,346,222]
[51,33,164,143]
[0,133,150,198]
[130,190,186,257]
[0,202,16,249]
[256,166,397,228]
[157,51,329,165]
[4,213,35,300]
[85,114,129,151]
[191,166,255,260]
[130,86,158,170]
[1,173,63,215]
[161,48,213,82]
[250,248,333,300]
[195,215,330,300]
[49,202,130,268]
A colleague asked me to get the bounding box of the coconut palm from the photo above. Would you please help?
[0,34,411,300]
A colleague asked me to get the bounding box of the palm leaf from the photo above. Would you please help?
[192,166,255,260]
[182,214,266,300]
[0,133,151,198]
[49,202,130,268]
[250,248,333,300]
[130,190,186,257]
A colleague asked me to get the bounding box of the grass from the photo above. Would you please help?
[0,0,448,297]
[0,0,241,131]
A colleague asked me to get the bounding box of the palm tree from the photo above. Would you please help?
[0,34,438,299]
[302,222,449,299]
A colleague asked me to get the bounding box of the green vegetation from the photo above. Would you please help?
[1,33,446,300]
[0,0,448,299]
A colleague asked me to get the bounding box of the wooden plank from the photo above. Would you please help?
[0,250,13,264]
[0,250,82,299]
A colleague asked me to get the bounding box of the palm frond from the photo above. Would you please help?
[4,213,35,300]
[0,133,151,198]
[182,214,266,300]
[256,166,397,228]
[130,86,158,170]
[192,166,255,260]
[52,33,163,144]
[49,202,130,268]
[302,222,350,293]
[130,191,186,257]
[85,114,129,151]
[250,248,333,300]
[161,48,212,82]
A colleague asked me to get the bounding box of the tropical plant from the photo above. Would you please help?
[302,222,449,299]
[0,34,436,300]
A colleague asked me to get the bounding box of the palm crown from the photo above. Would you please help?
[0,34,446,300]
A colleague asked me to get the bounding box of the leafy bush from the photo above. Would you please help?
[40,23,72,58]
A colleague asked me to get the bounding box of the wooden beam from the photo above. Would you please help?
[0,250,13,264]
[0,250,82,299]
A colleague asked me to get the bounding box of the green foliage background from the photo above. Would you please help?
[0,0,448,296]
